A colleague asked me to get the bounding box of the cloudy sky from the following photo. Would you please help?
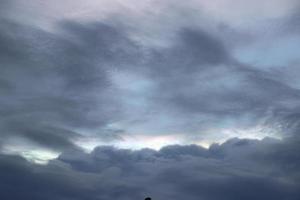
[1,0,300,199]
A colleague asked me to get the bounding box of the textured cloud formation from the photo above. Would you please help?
[1,17,299,152]
[1,1,300,199]
[1,3,300,152]
[1,137,300,200]
[0,20,125,151]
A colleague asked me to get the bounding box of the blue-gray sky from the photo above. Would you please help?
[0,0,300,199]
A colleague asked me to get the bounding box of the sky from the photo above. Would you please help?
[0,0,300,199]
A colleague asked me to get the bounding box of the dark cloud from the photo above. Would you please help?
[0,19,139,150]
[144,28,230,77]
[0,0,12,16]
[1,137,300,200]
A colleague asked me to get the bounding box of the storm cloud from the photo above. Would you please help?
[1,136,300,200]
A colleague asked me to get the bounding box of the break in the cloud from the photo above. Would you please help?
[1,0,300,199]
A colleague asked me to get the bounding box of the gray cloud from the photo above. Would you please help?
[126,27,300,136]
[1,136,300,200]
[1,1,300,200]
[0,19,137,150]
[2,14,300,150]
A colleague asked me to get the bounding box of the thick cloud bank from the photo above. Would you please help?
[1,137,300,200]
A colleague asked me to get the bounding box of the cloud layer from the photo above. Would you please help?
[1,1,300,199]
[1,137,300,200]
[1,14,300,152]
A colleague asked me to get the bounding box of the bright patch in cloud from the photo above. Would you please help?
[2,145,59,164]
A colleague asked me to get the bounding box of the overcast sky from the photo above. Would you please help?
[1,0,300,199]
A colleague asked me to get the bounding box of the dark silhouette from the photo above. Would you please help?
[145,197,151,200]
